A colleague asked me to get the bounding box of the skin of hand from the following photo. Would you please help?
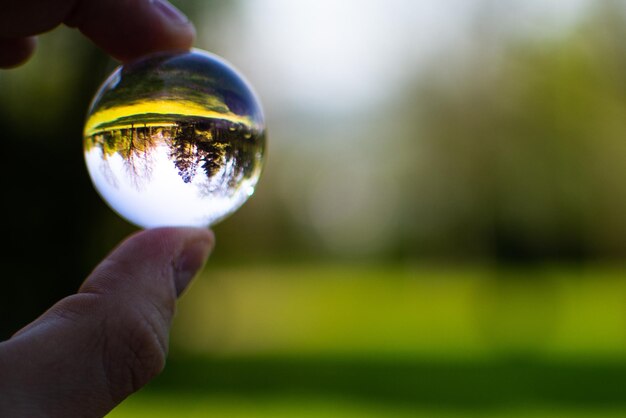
[0,0,196,67]
[0,1,210,416]
[0,228,214,416]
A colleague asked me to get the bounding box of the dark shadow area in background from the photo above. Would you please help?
[0,47,126,339]
[150,356,626,410]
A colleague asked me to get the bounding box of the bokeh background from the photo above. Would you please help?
[1,0,626,416]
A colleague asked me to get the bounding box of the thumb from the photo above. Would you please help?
[0,227,213,418]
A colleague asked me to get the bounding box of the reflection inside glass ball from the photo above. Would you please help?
[83,49,265,228]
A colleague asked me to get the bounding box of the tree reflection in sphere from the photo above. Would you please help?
[83,49,266,228]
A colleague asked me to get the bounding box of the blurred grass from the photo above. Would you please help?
[107,264,626,417]
[171,264,626,358]
[109,393,626,418]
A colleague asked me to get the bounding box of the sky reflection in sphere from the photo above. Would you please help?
[83,49,266,228]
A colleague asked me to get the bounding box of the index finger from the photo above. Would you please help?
[0,0,195,65]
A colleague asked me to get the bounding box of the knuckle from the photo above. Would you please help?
[49,294,103,322]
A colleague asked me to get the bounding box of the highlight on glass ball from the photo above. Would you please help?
[83,49,266,228]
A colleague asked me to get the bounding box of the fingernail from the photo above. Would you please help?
[174,236,213,295]
[152,0,190,25]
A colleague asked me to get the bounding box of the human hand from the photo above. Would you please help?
[0,227,213,416]
[0,2,208,416]
[0,0,196,68]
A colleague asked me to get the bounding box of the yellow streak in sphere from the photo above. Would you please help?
[84,99,254,136]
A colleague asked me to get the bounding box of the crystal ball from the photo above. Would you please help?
[83,49,266,228]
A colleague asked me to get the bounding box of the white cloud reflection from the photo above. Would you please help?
[85,145,257,228]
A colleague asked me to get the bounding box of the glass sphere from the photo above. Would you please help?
[83,49,266,228]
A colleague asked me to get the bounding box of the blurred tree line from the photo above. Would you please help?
[402,2,626,262]
[0,1,625,337]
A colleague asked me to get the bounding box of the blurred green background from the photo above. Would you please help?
[1,0,626,416]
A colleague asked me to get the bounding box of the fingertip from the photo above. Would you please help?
[131,227,214,255]
[69,0,196,63]
[173,229,214,295]
[151,0,191,26]
[0,37,37,69]
[80,227,214,297]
